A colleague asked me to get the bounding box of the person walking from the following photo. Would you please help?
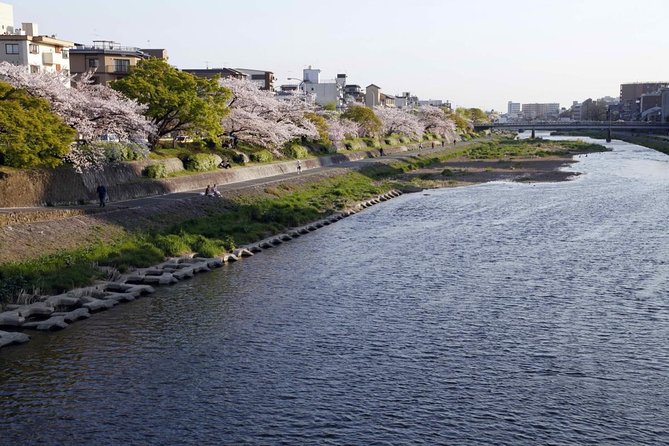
[297,160,302,174]
[96,184,107,207]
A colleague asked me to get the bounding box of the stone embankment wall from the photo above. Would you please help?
[0,145,421,208]
[0,190,404,349]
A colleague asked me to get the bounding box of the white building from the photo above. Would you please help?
[301,66,345,108]
[0,3,73,74]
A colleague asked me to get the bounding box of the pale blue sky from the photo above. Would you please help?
[14,0,669,111]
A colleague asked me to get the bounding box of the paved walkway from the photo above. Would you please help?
[0,140,477,215]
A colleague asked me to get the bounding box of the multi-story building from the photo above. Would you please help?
[182,67,246,80]
[620,82,669,121]
[344,84,364,104]
[365,84,381,108]
[234,68,274,90]
[571,101,582,121]
[0,4,73,75]
[69,41,167,85]
[522,103,560,120]
[394,92,419,109]
[507,101,521,115]
[300,67,345,108]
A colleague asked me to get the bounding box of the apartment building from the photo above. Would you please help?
[0,4,73,74]
[620,82,669,121]
[69,41,167,85]
[522,103,560,120]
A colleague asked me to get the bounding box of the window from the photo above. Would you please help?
[5,43,19,55]
[29,44,39,54]
[88,58,99,69]
[114,59,130,73]
[61,50,69,59]
[30,65,39,74]
[251,74,265,80]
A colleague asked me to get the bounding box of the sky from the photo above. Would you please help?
[13,0,669,111]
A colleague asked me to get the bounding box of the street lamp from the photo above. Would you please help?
[287,77,307,102]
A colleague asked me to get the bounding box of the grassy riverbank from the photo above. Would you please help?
[0,137,604,307]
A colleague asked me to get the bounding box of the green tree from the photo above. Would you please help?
[111,59,231,148]
[0,81,76,168]
[341,105,382,136]
[304,112,331,146]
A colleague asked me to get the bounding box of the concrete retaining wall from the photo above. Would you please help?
[0,144,421,208]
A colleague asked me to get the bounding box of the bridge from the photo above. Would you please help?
[474,121,669,141]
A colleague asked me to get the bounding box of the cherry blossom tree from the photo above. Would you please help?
[0,63,152,142]
[326,116,360,145]
[417,105,457,142]
[0,62,154,170]
[374,107,425,138]
[219,78,319,155]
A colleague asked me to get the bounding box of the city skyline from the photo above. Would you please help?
[13,0,669,111]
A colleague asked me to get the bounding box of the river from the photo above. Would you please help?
[1,136,669,445]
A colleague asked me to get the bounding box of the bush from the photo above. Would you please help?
[362,137,381,149]
[143,163,167,179]
[154,234,190,256]
[250,150,273,163]
[99,241,164,272]
[284,144,309,159]
[103,142,148,162]
[344,139,367,151]
[384,137,400,146]
[183,153,220,172]
[190,235,223,257]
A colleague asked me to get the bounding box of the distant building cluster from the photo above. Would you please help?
[0,2,452,112]
[500,82,669,123]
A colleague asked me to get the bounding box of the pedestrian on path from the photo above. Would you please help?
[297,160,302,174]
[96,184,107,207]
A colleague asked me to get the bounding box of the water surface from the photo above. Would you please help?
[1,137,669,445]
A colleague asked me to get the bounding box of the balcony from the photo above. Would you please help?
[105,65,130,74]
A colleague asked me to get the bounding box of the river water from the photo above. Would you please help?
[1,136,669,445]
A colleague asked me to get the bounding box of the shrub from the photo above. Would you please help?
[183,153,220,171]
[154,234,190,256]
[143,163,167,179]
[250,150,273,163]
[384,137,400,146]
[362,137,381,149]
[103,142,148,162]
[190,235,223,257]
[284,144,309,159]
[99,241,164,272]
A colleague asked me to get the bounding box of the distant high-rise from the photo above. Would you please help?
[507,101,521,115]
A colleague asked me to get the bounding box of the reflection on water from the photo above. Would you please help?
[1,137,669,445]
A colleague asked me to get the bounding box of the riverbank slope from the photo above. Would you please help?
[0,137,607,307]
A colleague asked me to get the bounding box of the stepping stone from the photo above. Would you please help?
[22,315,69,331]
[248,245,263,253]
[44,295,81,310]
[17,302,54,319]
[0,311,24,328]
[173,268,195,280]
[61,308,91,323]
[280,234,292,241]
[207,258,224,268]
[222,253,238,263]
[233,248,254,258]
[82,298,117,313]
[0,331,30,348]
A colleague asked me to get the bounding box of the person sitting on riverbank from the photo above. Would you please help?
[212,184,221,197]
[203,185,212,196]
[218,159,231,169]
